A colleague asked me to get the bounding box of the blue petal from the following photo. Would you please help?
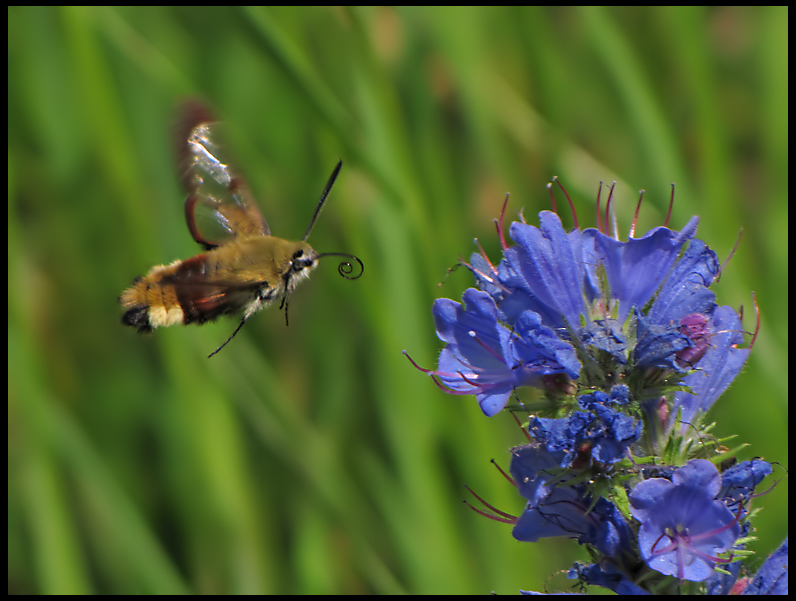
[629,477,674,521]
[720,459,772,502]
[672,459,722,498]
[671,305,750,429]
[498,211,587,330]
[633,309,689,370]
[647,238,719,327]
[743,537,788,595]
[581,216,699,322]
[476,388,515,417]
[513,310,582,379]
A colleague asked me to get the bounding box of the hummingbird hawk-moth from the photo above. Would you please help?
[119,101,363,357]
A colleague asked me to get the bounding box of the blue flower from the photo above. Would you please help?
[414,287,580,416]
[629,459,741,582]
[510,443,634,560]
[581,215,700,324]
[632,308,691,371]
[644,238,718,328]
[742,537,788,595]
[497,211,709,367]
[496,211,590,331]
[529,386,641,467]
[720,458,772,495]
[567,562,649,595]
[669,305,751,432]
[429,206,741,416]
[408,185,776,594]
[702,459,773,594]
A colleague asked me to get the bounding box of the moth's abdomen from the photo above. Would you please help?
[119,253,258,332]
[120,260,187,332]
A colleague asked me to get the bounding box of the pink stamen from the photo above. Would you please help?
[750,293,760,349]
[403,350,432,374]
[750,478,778,499]
[553,176,579,229]
[547,182,558,214]
[717,229,743,283]
[651,531,677,556]
[429,374,467,394]
[511,412,532,442]
[630,189,645,238]
[688,499,745,544]
[474,239,497,273]
[463,500,516,524]
[491,458,517,486]
[457,371,482,387]
[459,257,495,287]
[664,183,675,228]
[595,181,604,233]
[604,181,616,237]
[465,484,516,519]
[463,485,517,524]
[494,193,510,250]
[404,351,481,394]
[735,293,760,350]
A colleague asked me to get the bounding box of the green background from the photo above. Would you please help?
[8,6,788,594]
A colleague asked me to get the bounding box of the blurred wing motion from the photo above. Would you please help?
[176,100,270,249]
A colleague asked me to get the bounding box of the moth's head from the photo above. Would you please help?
[277,240,363,331]
[281,240,364,292]
[284,241,320,291]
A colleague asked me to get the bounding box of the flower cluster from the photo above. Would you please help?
[408,185,785,594]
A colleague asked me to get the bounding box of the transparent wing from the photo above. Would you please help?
[176,101,270,249]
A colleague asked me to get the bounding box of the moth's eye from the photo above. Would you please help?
[291,250,314,272]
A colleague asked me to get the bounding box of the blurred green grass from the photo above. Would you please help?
[8,6,787,594]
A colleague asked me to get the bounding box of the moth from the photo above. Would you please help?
[120,101,363,357]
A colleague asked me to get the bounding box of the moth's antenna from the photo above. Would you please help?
[207,317,248,358]
[303,160,343,241]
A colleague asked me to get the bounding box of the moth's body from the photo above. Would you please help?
[119,100,361,356]
[120,237,317,332]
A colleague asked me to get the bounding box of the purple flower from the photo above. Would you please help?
[417,288,580,416]
[581,215,700,323]
[632,308,691,371]
[629,459,741,582]
[510,443,634,559]
[407,184,775,595]
[703,459,773,593]
[414,200,750,421]
[529,386,641,467]
[675,313,711,368]
[719,458,773,504]
[669,305,751,431]
[742,537,788,595]
[568,562,649,595]
[499,211,712,373]
[497,211,590,331]
[645,238,719,328]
